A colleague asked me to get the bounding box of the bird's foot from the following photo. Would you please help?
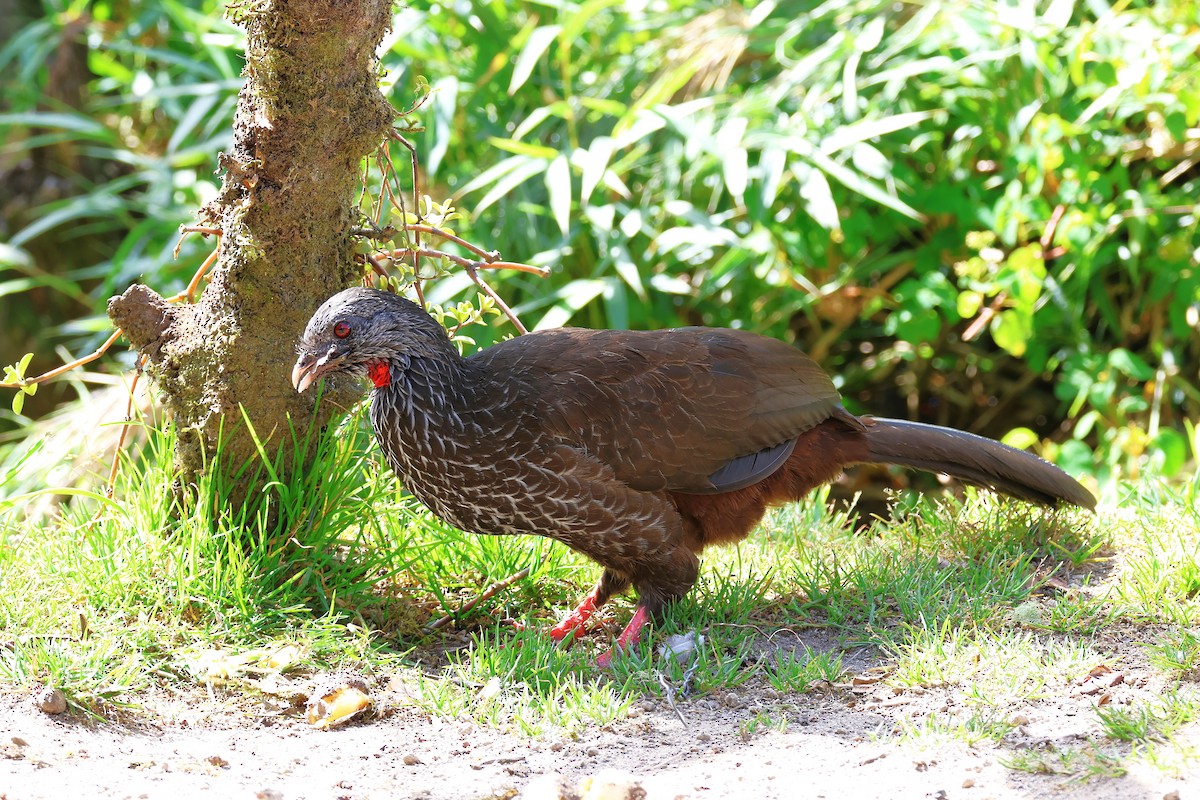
[595,605,652,668]
[547,592,600,642]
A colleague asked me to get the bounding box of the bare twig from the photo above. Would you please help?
[173,225,222,259]
[961,293,1005,343]
[424,566,533,631]
[174,244,221,304]
[0,329,125,390]
[656,670,687,724]
[355,223,497,260]
[1040,204,1066,252]
[464,266,529,334]
[388,130,422,227]
[105,354,146,498]
[388,246,549,277]
[3,226,222,392]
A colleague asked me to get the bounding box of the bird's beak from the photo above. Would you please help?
[291,356,317,393]
[291,350,346,393]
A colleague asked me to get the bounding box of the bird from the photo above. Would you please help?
[292,287,1095,664]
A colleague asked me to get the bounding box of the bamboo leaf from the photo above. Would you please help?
[546,154,572,236]
[509,25,561,95]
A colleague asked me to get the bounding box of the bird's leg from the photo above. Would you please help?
[548,569,629,642]
[595,548,700,667]
[594,604,652,668]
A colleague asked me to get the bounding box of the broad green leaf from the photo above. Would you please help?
[991,311,1030,357]
[957,290,983,318]
[759,147,787,208]
[456,155,537,200]
[1109,348,1154,381]
[1001,427,1039,450]
[610,242,646,301]
[1149,428,1188,477]
[614,53,705,137]
[612,109,668,149]
[10,194,125,247]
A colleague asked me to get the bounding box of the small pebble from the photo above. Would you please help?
[11,737,28,747]
[696,733,711,743]
[962,778,975,788]
[1163,792,1180,800]
[403,754,421,765]
[35,688,67,715]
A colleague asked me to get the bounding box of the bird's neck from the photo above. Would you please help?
[371,351,471,431]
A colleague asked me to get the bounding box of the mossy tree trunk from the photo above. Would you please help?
[108,0,394,508]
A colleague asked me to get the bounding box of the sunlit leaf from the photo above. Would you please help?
[576,136,615,204]
[546,154,572,236]
[535,279,607,330]
[1001,427,1039,450]
[991,311,1030,358]
[1109,349,1154,382]
[797,165,840,231]
[509,25,561,96]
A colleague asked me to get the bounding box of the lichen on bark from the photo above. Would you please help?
[108,0,394,508]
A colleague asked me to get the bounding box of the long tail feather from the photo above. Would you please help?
[861,418,1095,510]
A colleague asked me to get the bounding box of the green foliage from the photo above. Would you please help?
[1,353,37,414]
[0,0,240,425]
[385,0,1200,483]
[2,0,1198,483]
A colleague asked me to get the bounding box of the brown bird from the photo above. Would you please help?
[293,287,1095,663]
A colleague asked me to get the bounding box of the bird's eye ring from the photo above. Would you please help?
[333,321,351,339]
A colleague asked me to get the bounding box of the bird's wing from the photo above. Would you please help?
[468,327,846,493]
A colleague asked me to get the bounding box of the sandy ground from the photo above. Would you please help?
[1,669,1194,800]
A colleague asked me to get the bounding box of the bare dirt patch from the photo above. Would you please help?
[2,645,1195,800]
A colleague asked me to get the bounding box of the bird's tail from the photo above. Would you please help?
[861,417,1095,510]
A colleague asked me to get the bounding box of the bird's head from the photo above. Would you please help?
[291,287,455,394]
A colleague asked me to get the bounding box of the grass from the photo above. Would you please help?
[1,411,1200,781]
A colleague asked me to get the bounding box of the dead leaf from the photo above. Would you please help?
[307,679,372,730]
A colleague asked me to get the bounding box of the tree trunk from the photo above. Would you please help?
[108,0,394,508]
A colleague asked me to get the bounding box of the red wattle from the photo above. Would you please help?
[367,360,391,388]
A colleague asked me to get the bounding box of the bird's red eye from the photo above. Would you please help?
[333,321,351,338]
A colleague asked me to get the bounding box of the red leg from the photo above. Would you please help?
[547,591,600,641]
[595,605,652,668]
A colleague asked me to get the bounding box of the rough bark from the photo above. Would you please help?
[108,0,394,508]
